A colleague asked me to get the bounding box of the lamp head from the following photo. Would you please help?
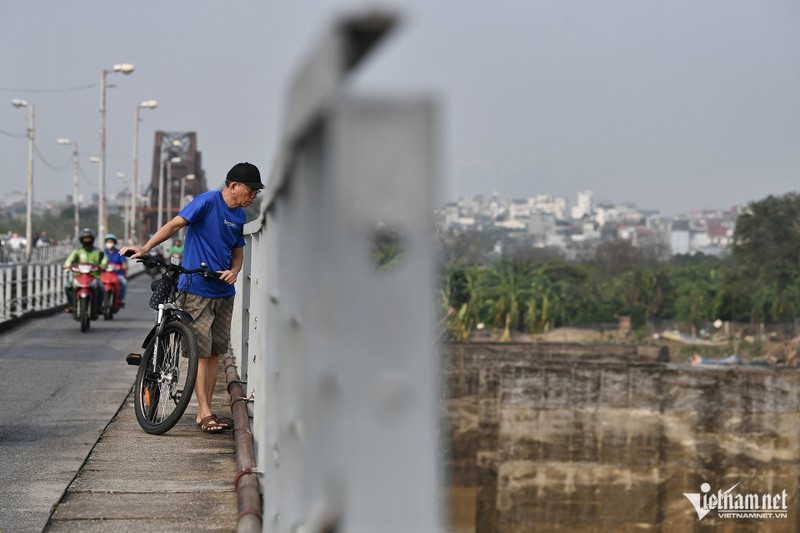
[11,98,28,108]
[57,138,72,145]
[112,63,135,75]
[140,100,158,109]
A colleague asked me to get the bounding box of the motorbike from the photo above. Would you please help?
[100,263,122,320]
[70,263,102,332]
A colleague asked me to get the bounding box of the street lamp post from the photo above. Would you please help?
[57,138,80,241]
[131,100,157,244]
[115,172,129,242]
[180,173,195,210]
[166,156,181,223]
[179,174,195,240]
[99,63,134,240]
[11,98,34,262]
[157,151,165,231]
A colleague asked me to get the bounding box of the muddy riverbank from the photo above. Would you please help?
[444,342,800,532]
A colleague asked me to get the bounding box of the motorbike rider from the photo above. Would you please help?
[167,238,184,260]
[64,228,107,314]
[103,233,128,307]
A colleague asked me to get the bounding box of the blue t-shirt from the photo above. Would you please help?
[104,248,128,276]
[177,190,246,298]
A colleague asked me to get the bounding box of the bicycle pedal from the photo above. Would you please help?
[126,353,142,366]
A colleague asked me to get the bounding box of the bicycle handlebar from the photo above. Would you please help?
[124,250,222,280]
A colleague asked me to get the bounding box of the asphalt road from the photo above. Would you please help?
[0,274,156,533]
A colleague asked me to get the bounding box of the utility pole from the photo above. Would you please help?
[131,100,157,244]
[58,138,80,241]
[12,98,34,262]
[98,63,134,239]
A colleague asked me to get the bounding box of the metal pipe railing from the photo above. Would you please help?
[224,354,262,533]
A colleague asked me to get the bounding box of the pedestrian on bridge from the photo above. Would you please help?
[8,231,26,262]
[121,162,263,433]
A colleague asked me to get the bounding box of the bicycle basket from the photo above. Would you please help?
[149,275,177,309]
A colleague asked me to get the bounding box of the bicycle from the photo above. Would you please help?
[125,252,221,434]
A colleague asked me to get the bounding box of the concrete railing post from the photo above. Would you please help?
[233,9,442,533]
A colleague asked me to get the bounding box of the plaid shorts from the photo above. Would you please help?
[181,293,234,357]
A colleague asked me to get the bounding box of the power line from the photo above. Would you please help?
[0,127,26,138]
[33,143,71,171]
[0,83,98,94]
[78,163,97,186]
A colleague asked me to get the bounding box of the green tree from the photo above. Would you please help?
[733,194,800,293]
[482,259,536,341]
[672,264,719,335]
[524,271,565,333]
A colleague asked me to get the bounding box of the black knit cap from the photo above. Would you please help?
[226,162,264,189]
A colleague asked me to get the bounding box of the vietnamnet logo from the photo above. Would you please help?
[684,482,790,520]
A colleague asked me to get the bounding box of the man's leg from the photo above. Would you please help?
[189,295,232,431]
[194,354,219,425]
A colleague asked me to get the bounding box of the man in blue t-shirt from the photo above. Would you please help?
[122,162,263,434]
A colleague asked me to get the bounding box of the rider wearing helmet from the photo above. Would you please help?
[64,228,108,314]
[103,233,128,306]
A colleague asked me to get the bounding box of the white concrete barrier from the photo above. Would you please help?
[230,9,443,533]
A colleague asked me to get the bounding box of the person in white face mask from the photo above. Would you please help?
[103,234,128,307]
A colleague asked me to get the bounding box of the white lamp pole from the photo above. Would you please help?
[114,172,129,242]
[131,100,157,244]
[12,98,34,262]
[180,173,195,210]
[157,150,165,230]
[156,140,181,230]
[57,138,80,241]
[99,63,134,240]
[166,156,181,223]
[179,174,195,240]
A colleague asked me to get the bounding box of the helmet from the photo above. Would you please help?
[79,228,95,243]
[105,233,118,243]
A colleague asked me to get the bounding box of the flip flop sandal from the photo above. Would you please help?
[197,415,224,433]
[211,414,232,430]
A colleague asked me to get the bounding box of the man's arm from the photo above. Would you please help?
[218,246,244,285]
[120,216,188,258]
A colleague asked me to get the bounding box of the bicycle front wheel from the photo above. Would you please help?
[133,320,198,434]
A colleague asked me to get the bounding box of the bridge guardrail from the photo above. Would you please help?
[0,253,145,324]
[0,263,71,322]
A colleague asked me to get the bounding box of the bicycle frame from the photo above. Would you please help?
[139,301,193,355]
[126,252,218,366]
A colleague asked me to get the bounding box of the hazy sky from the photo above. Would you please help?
[1,0,799,220]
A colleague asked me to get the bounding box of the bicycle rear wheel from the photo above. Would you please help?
[133,320,198,434]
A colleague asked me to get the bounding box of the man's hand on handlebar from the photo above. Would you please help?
[120,246,145,259]
[217,269,238,285]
